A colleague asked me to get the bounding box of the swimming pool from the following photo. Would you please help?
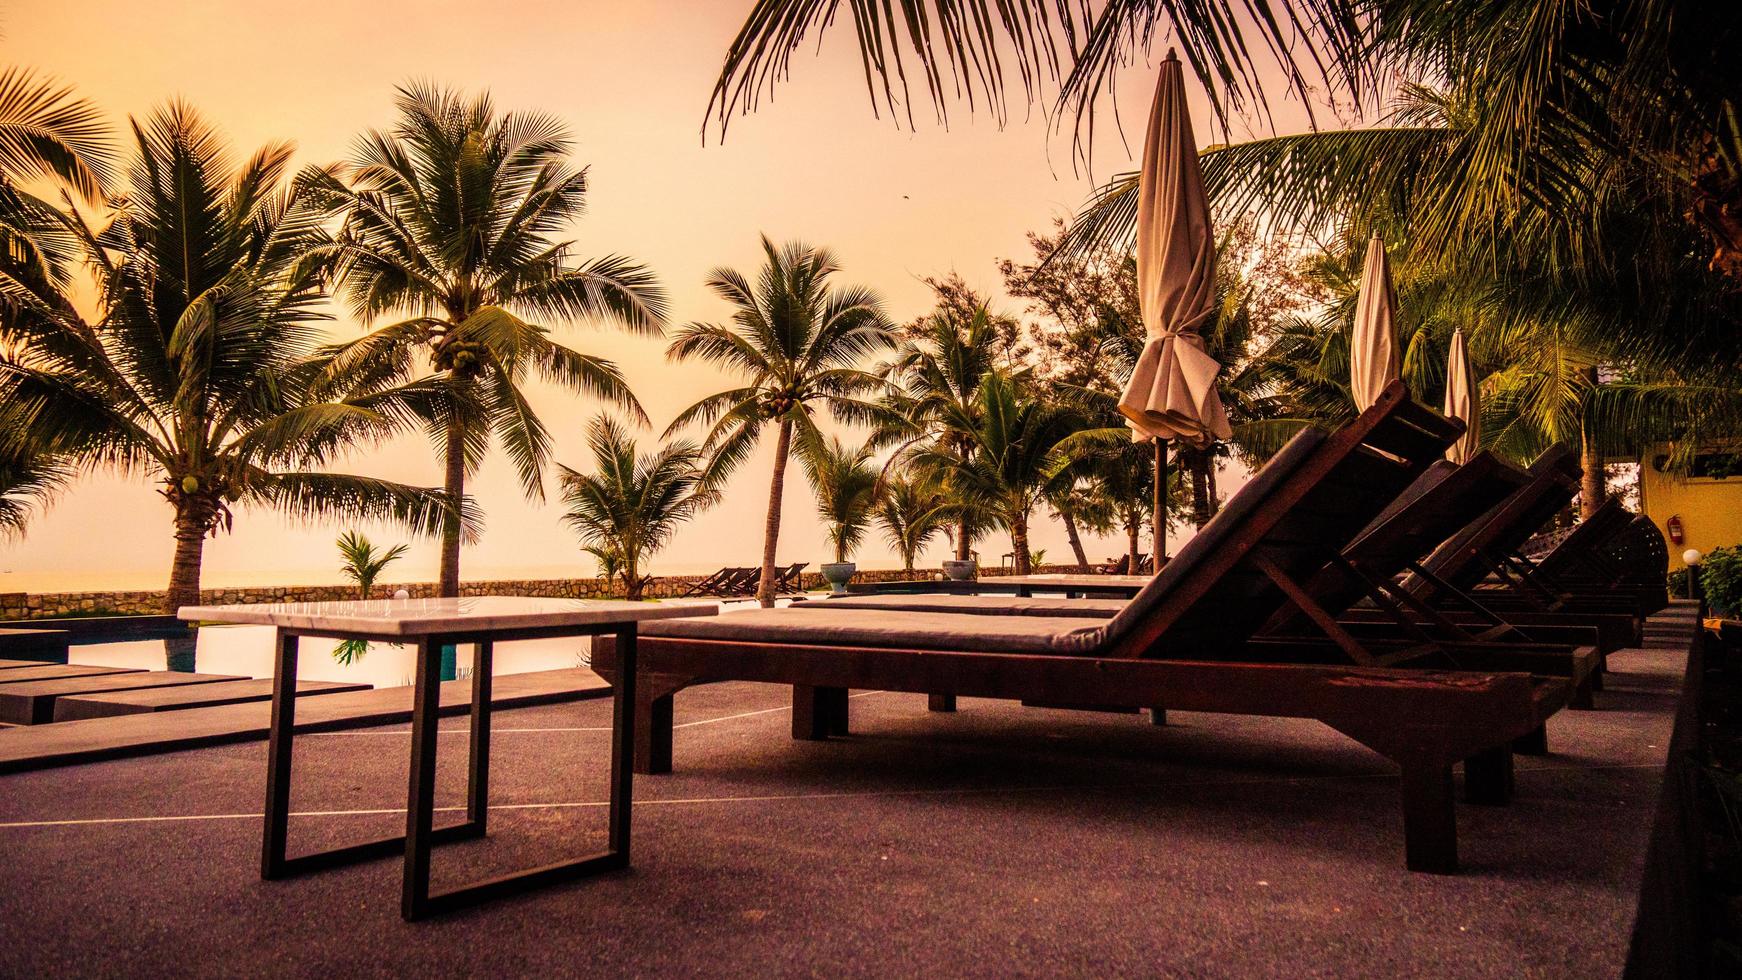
[60,624,592,689]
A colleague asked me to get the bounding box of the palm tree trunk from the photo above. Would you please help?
[1062,511,1089,571]
[1189,448,1212,529]
[1125,512,1141,569]
[624,555,642,601]
[439,417,465,597]
[954,520,972,561]
[1205,452,1220,518]
[165,500,212,614]
[1579,366,1606,520]
[1010,509,1031,575]
[757,418,793,607]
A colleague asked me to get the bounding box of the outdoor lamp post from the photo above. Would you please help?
[1684,549,1704,606]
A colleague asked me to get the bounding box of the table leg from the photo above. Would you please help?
[403,635,444,919]
[261,629,299,879]
[608,625,636,859]
[468,641,494,829]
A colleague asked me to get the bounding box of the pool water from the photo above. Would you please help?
[64,624,593,689]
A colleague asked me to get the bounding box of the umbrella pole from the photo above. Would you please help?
[1152,439,1168,568]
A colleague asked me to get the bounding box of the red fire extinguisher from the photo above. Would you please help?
[1667,515,1684,545]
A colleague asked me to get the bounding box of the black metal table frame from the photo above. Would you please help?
[260,621,637,921]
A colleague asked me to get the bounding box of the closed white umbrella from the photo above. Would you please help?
[1443,327,1479,463]
[1118,50,1232,562]
[1349,234,1401,410]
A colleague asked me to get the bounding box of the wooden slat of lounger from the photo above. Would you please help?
[0,665,142,685]
[52,678,372,721]
[0,658,56,670]
[0,672,246,725]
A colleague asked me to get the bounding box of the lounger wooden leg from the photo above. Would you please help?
[1463,746,1514,805]
[792,685,831,740]
[1571,675,1596,710]
[635,690,673,775]
[927,693,957,713]
[1149,707,1167,726]
[1401,763,1458,874]
[1512,724,1549,756]
[822,686,849,735]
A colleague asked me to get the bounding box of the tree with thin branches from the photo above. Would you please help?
[666,236,894,605]
[310,84,668,597]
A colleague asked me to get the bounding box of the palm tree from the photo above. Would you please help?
[807,437,880,565]
[559,417,712,601]
[310,84,668,597]
[874,475,946,574]
[0,67,114,199]
[336,530,409,599]
[0,103,461,612]
[913,371,1079,575]
[666,236,894,605]
[879,303,1011,561]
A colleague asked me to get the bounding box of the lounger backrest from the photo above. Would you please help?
[1091,381,1463,658]
[1417,447,1578,592]
[1263,452,1528,634]
[1532,497,1632,581]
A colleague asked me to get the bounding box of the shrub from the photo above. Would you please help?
[1702,546,1742,618]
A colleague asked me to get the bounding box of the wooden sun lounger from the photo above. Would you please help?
[594,383,1575,873]
[773,562,810,595]
[679,567,742,598]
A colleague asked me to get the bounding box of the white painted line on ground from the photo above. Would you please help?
[0,761,1667,831]
[304,691,886,736]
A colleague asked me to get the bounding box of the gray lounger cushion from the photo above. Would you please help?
[637,607,1103,655]
[795,594,1123,619]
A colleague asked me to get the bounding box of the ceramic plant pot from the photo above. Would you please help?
[821,561,857,595]
[941,559,977,581]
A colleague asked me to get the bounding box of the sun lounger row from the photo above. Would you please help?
[593,382,1626,874]
[679,563,809,598]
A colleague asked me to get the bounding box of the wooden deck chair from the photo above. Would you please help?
[595,383,1575,873]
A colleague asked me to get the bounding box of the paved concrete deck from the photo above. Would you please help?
[53,678,372,721]
[0,667,610,773]
[0,609,1693,977]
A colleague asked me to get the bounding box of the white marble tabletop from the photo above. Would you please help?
[178,595,720,636]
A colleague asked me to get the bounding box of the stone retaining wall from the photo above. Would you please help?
[0,564,1086,619]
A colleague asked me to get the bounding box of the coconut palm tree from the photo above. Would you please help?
[0,102,461,612]
[878,303,1012,562]
[665,236,894,605]
[559,417,712,601]
[874,475,946,574]
[336,530,409,599]
[309,83,668,597]
[807,437,880,565]
[912,370,1079,575]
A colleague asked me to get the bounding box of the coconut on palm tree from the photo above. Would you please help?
[309,84,668,597]
[0,103,461,612]
[806,436,880,591]
[666,236,894,605]
[559,417,712,601]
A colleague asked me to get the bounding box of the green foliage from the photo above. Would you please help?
[336,530,408,599]
[559,417,712,601]
[0,102,463,608]
[805,437,880,564]
[1701,547,1742,619]
[874,476,947,572]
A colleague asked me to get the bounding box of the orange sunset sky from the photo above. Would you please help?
[3,0,1321,592]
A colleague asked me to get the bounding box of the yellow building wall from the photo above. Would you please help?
[1639,448,1742,570]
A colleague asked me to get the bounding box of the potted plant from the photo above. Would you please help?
[810,438,880,595]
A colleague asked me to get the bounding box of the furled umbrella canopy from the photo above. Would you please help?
[1349,235,1401,410]
[1117,50,1232,448]
[1443,327,1480,463]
